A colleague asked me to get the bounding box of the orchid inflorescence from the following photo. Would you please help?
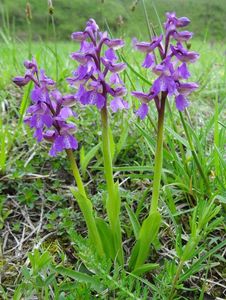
[68,18,129,113]
[13,19,130,157]
[13,59,78,156]
[132,12,199,119]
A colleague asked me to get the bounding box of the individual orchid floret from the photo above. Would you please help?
[132,12,199,116]
[13,57,39,87]
[68,19,128,113]
[13,60,78,156]
[164,12,190,33]
[170,43,199,63]
[135,35,163,53]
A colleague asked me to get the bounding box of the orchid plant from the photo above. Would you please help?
[13,19,128,264]
[13,13,199,274]
[130,12,199,270]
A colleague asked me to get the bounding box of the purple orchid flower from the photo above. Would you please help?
[13,59,78,156]
[69,19,128,113]
[132,12,199,116]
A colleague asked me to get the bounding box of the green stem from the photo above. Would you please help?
[169,260,184,300]
[101,106,124,264]
[150,94,166,214]
[50,13,58,81]
[141,0,152,40]
[66,149,86,197]
[66,149,104,257]
[100,107,115,203]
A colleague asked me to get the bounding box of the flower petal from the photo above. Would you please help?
[136,103,149,119]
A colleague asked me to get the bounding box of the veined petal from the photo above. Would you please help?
[88,91,105,109]
[142,53,155,68]
[177,63,190,79]
[136,103,149,119]
[105,48,117,61]
[175,94,190,111]
[110,97,129,112]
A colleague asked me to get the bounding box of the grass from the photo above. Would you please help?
[0,17,226,300]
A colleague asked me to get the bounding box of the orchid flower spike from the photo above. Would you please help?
[132,12,199,119]
[69,19,128,113]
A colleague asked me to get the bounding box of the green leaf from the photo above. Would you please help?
[19,82,32,123]
[37,251,52,270]
[12,285,23,300]
[0,122,6,173]
[165,126,190,149]
[180,239,226,282]
[129,240,140,270]
[121,54,151,85]
[96,217,115,260]
[132,263,159,276]
[125,203,141,239]
[55,266,101,291]
[134,212,162,269]
[44,273,56,286]
[70,188,104,257]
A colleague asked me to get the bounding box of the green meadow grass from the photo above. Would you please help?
[0,35,225,299]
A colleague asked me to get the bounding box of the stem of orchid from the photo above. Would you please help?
[169,260,184,300]
[150,93,166,214]
[66,149,86,197]
[101,106,124,264]
[100,107,115,200]
[66,149,104,257]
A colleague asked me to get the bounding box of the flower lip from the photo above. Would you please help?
[43,130,56,142]
[136,103,149,119]
[110,97,129,112]
[175,94,190,111]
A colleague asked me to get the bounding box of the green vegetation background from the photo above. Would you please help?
[1,0,226,41]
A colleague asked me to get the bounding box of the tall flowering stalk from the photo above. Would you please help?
[130,12,199,270]
[68,19,128,264]
[13,58,104,257]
